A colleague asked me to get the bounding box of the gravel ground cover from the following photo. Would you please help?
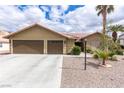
[61,56,124,88]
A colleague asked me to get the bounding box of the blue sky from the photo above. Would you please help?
[17,5,84,22]
[0,5,124,33]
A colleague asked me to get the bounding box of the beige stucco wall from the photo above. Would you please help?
[85,33,102,48]
[9,25,74,54]
[119,34,124,46]
[10,25,66,40]
[66,39,75,53]
[0,42,9,52]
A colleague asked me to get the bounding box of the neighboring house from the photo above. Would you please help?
[4,23,75,54]
[0,31,10,54]
[119,33,124,46]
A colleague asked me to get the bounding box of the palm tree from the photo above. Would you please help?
[108,24,124,42]
[96,5,114,34]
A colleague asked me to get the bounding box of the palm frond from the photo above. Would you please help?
[108,24,124,32]
[96,5,102,10]
[107,5,114,13]
[96,5,114,16]
[97,10,103,16]
[96,5,104,16]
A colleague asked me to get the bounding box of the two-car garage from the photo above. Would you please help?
[13,40,63,54]
[5,24,75,54]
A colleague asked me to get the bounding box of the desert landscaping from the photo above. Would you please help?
[61,55,124,88]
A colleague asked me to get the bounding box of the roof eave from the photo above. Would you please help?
[3,23,75,39]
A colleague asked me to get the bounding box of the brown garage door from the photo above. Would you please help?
[13,40,44,54]
[47,40,63,54]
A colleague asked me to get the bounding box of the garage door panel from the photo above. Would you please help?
[13,40,44,54]
[47,40,63,54]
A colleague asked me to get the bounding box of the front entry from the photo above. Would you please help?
[75,41,84,51]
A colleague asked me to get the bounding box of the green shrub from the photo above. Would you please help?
[107,51,119,61]
[71,46,81,55]
[108,51,116,59]
[115,50,123,55]
[95,50,109,59]
[86,48,92,53]
[93,53,98,59]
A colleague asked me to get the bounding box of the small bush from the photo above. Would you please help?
[71,46,81,55]
[94,49,109,65]
[115,50,123,55]
[86,48,92,53]
[108,51,116,58]
[93,53,98,59]
[95,49,109,59]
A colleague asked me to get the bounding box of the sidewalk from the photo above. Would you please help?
[0,50,10,55]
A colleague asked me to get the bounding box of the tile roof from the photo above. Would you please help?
[3,22,101,41]
[61,32,101,39]
[4,23,74,39]
[61,32,102,42]
[63,32,89,39]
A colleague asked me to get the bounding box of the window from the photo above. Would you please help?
[0,42,2,47]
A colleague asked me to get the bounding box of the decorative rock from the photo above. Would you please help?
[100,64,112,68]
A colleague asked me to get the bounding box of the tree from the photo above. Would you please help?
[108,24,124,42]
[97,34,118,65]
[96,5,114,34]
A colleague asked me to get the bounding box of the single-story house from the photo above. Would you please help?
[119,33,124,46]
[4,23,103,54]
[0,31,10,54]
[4,23,75,54]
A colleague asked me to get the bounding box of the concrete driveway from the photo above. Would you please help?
[0,54,63,88]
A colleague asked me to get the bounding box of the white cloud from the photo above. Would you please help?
[108,5,124,24]
[23,6,46,23]
[0,6,26,31]
[63,5,102,33]
[60,5,124,33]
[61,5,69,11]
[47,5,69,22]
[48,6,65,22]
[0,5,46,32]
[39,6,50,12]
[0,5,124,34]
[0,5,68,32]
